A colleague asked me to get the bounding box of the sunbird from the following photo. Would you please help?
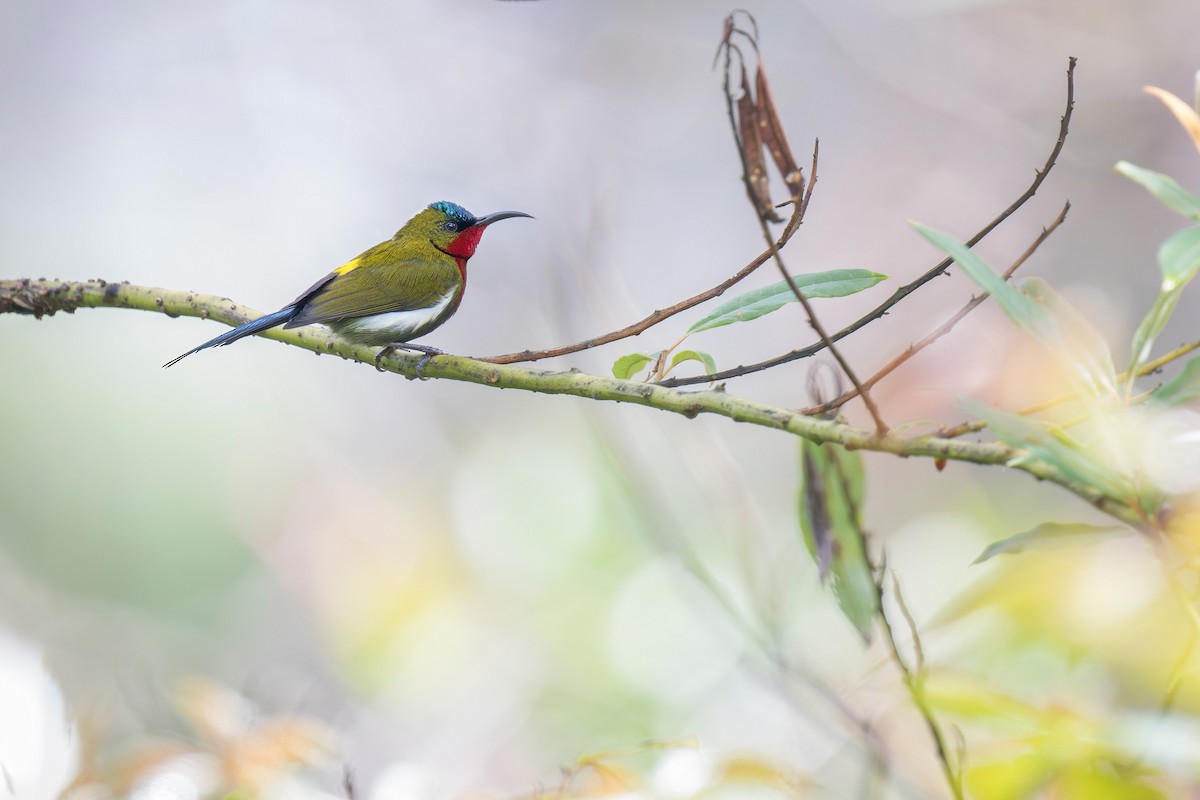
[164,201,531,370]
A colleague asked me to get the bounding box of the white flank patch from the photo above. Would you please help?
[338,288,457,341]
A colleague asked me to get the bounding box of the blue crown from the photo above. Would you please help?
[428,201,475,224]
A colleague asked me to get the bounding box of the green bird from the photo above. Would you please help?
[164,201,531,370]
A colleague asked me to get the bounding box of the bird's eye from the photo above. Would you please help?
[442,220,459,232]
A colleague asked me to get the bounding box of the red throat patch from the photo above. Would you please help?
[444,226,486,259]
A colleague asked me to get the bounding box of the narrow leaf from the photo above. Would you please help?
[612,353,653,380]
[1158,225,1200,290]
[911,222,1043,324]
[973,522,1126,564]
[798,439,876,641]
[1127,227,1200,377]
[1116,161,1200,221]
[688,269,888,333]
[913,222,1118,400]
[668,349,717,376]
[1129,290,1182,376]
[1150,356,1200,408]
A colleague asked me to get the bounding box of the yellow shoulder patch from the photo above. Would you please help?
[334,256,362,276]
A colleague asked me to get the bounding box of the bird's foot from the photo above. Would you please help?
[373,345,396,372]
[375,343,444,379]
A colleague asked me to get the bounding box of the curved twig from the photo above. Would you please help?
[802,201,1071,416]
[474,189,807,366]
[661,56,1078,388]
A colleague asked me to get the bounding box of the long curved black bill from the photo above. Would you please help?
[471,210,534,228]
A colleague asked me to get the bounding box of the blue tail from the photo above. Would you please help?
[163,305,299,368]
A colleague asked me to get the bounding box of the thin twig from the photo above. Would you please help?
[755,144,889,433]
[803,201,1071,416]
[662,56,1078,388]
[875,555,964,800]
[473,197,806,365]
[890,568,925,675]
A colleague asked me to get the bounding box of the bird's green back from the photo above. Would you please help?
[286,211,466,326]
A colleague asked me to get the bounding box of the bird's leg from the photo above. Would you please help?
[407,344,443,380]
[374,342,444,379]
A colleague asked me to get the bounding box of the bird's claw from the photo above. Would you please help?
[414,352,436,380]
[373,345,396,372]
[375,343,443,379]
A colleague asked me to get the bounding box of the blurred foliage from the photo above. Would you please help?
[10,5,1200,800]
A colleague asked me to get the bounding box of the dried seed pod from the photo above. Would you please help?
[737,67,783,222]
[756,64,805,199]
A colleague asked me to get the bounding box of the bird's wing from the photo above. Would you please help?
[284,244,461,327]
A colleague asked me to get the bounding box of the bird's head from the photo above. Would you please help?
[403,201,532,260]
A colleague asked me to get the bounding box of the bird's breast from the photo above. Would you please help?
[331,286,460,346]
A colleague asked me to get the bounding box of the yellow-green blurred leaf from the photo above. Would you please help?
[966,753,1056,800]
[1051,766,1168,800]
[924,672,1051,730]
[973,522,1127,564]
[961,401,1135,503]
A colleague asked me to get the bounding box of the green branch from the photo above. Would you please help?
[1,277,1142,526]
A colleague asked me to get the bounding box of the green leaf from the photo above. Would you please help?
[1128,226,1200,377]
[798,439,876,642]
[1157,225,1200,289]
[1150,355,1200,407]
[972,522,1126,564]
[1116,161,1200,220]
[1129,290,1182,373]
[668,349,716,376]
[910,221,1044,329]
[612,352,654,380]
[913,223,1117,399]
[924,672,1049,729]
[961,400,1135,503]
[687,269,888,333]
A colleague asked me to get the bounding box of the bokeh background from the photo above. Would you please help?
[3,0,1200,797]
